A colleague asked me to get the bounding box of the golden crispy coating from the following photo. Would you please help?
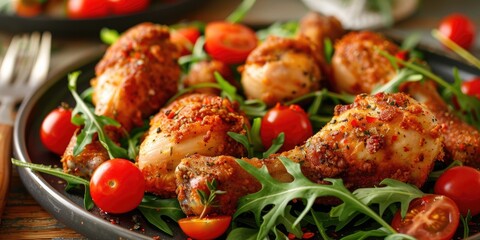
[176,93,444,216]
[62,23,180,177]
[92,22,181,132]
[138,93,248,197]
[331,31,400,94]
[402,81,480,168]
[241,35,324,106]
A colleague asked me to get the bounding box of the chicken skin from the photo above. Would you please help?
[92,22,181,132]
[137,93,249,198]
[62,22,180,177]
[176,93,444,216]
[331,31,400,94]
[402,81,480,168]
[241,35,324,106]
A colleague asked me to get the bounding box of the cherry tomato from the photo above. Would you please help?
[13,0,43,17]
[461,77,480,99]
[170,27,201,56]
[439,13,476,50]
[178,216,232,240]
[90,159,145,214]
[107,0,150,15]
[67,0,110,19]
[260,103,313,152]
[40,106,78,156]
[434,166,480,216]
[204,21,258,64]
[391,195,460,240]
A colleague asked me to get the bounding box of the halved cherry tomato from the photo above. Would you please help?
[391,195,460,240]
[90,159,145,214]
[107,0,150,15]
[67,0,110,19]
[13,0,43,17]
[204,21,257,64]
[170,27,201,56]
[439,13,476,50]
[40,106,78,156]
[178,215,232,240]
[260,103,313,152]
[434,166,480,216]
[461,77,480,99]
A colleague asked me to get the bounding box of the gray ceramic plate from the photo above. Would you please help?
[13,46,480,239]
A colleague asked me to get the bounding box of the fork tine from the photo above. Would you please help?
[28,32,52,87]
[0,35,21,85]
[14,32,41,86]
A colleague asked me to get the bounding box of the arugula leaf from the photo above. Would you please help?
[11,158,93,210]
[100,28,120,45]
[461,211,472,239]
[371,68,423,94]
[226,0,256,23]
[256,21,299,41]
[324,38,334,64]
[178,36,209,71]
[349,178,424,218]
[228,118,284,158]
[340,227,389,240]
[68,71,129,159]
[233,156,398,239]
[137,195,185,236]
[227,227,258,240]
[432,29,480,69]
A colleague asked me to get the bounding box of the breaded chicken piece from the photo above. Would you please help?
[137,93,249,198]
[92,22,180,132]
[176,93,444,216]
[241,35,324,106]
[402,81,480,168]
[331,31,400,94]
[62,22,180,177]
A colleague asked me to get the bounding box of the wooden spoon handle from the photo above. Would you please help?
[0,123,13,223]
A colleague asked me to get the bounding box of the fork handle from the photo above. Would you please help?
[0,123,12,222]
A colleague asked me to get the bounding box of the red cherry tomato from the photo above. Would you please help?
[461,77,480,99]
[391,195,460,240]
[178,216,232,240]
[13,0,43,17]
[260,103,313,152]
[439,13,476,50]
[434,166,480,216]
[170,27,201,56]
[204,21,258,64]
[90,159,145,214]
[40,106,78,156]
[67,0,110,19]
[107,0,150,15]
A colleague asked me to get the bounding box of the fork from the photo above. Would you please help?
[0,32,52,221]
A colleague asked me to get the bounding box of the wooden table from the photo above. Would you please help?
[1,0,479,239]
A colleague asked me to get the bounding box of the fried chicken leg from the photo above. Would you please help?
[176,93,444,216]
[137,93,249,198]
[62,22,181,177]
[402,81,480,168]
